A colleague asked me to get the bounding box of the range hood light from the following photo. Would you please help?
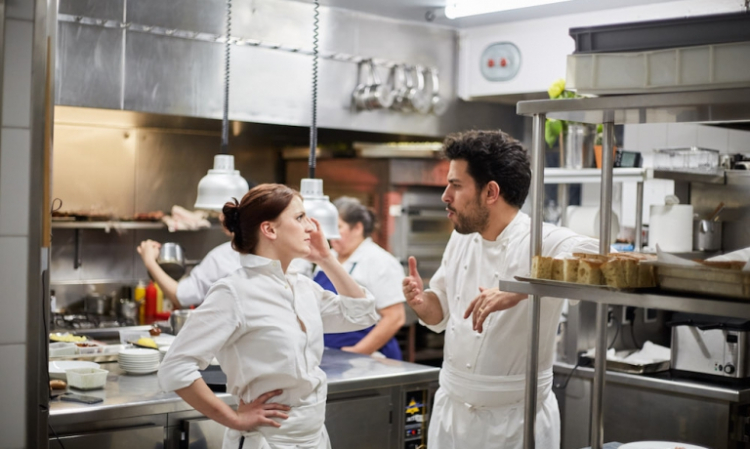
[194,155,250,211]
[445,0,573,19]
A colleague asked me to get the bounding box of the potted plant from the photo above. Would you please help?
[545,79,599,169]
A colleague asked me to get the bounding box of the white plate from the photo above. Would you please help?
[119,355,160,361]
[48,361,100,380]
[124,367,158,374]
[119,348,160,356]
[619,442,708,449]
[153,334,175,346]
[119,362,160,368]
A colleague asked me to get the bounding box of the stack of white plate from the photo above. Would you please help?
[118,348,160,374]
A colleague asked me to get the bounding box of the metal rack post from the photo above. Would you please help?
[634,181,644,251]
[590,121,615,449]
[523,113,546,449]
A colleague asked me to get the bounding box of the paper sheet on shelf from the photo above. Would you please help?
[706,247,750,272]
[585,341,670,364]
[656,244,701,267]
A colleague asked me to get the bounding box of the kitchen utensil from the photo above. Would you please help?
[170,309,193,335]
[707,201,725,221]
[352,60,393,111]
[693,219,722,251]
[390,64,410,112]
[116,298,138,321]
[428,68,447,116]
[410,66,432,114]
[158,242,186,280]
[563,123,595,169]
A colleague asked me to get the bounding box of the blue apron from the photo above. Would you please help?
[314,264,403,360]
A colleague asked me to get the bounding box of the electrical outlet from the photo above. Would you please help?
[623,306,636,325]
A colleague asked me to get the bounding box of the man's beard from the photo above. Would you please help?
[450,197,489,235]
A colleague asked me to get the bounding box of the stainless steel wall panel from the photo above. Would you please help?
[59,0,124,22]
[52,124,136,217]
[55,0,520,137]
[124,32,223,117]
[56,22,123,109]
[127,0,225,36]
[50,228,136,282]
[133,129,220,213]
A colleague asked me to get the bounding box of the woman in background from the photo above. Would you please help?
[314,197,406,360]
[158,184,378,449]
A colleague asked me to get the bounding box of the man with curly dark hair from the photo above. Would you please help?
[403,130,598,449]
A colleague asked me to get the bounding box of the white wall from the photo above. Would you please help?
[458,0,744,99]
[0,0,35,446]
[620,124,750,229]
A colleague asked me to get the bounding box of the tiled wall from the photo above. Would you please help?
[620,123,750,229]
[0,0,35,447]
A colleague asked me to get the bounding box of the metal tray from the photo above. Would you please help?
[581,356,670,375]
[652,263,750,300]
[514,276,651,293]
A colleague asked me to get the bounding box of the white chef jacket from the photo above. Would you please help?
[175,241,240,307]
[313,238,406,310]
[158,253,379,449]
[425,210,598,449]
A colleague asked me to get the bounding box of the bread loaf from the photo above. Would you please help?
[637,263,656,287]
[601,259,628,288]
[531,256,553,279]
[551,259,565,281]
[577,258,604,285]
[563,259,579,283]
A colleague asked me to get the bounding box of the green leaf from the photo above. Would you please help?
[545,119,563,149]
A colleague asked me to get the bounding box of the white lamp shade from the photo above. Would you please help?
[300,178,340,239]
[194,155,250,211]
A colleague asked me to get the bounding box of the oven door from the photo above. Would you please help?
[393,208,452,281]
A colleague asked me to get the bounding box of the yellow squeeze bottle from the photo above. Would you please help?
[134,280,146,324]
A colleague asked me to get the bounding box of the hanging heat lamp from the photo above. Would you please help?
[194,0,250,211]
[300,0,340,239]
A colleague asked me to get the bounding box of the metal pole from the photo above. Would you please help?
[523,113,546,449]
[558,183,569,227]
[590,122,615,449]
[634,181,644,252]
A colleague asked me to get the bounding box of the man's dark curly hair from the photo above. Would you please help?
[442,130,531,208]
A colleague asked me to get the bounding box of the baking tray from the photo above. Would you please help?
[514,276,652,293]
[652,263,750,300]
[581,356,670,375]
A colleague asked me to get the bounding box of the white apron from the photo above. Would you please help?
[222,399,330,449]
[428,365,560,449]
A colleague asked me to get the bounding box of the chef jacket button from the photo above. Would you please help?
[451,325,455,331]
[464,265,468,270]
[494,272,499,278]
[474,237,478,243]
[475,333,481,338]
[466,363,472,369]
[448,356,453,361]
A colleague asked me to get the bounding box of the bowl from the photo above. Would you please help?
[66,367,108,390]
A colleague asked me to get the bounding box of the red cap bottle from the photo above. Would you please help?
[145,281,157,323]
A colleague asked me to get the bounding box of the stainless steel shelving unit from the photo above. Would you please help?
[514,88,750,449]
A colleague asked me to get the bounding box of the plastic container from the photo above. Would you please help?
[566,41,750,95]
[66,367,108,390]
[75,342,104,355]
[569,12,750,54]
[49,342,77,357]
[654,147,720,172]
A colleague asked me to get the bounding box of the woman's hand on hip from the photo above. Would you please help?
[304,217,332,264]
[234,389,290,431]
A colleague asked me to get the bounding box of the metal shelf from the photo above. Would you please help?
[516,88,750,125]
[652,169,726,184]
[498,280,750,319]
[51,221,164,231]
[544,167,647,184]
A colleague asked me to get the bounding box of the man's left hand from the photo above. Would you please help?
[464,287,528,333]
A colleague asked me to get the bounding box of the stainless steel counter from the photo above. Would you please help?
[554,361,750,403]
[50,348,440,427]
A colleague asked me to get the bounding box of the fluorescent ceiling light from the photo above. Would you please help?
[445,0,573,19]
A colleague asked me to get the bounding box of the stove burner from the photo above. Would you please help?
[52,313,137,330]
